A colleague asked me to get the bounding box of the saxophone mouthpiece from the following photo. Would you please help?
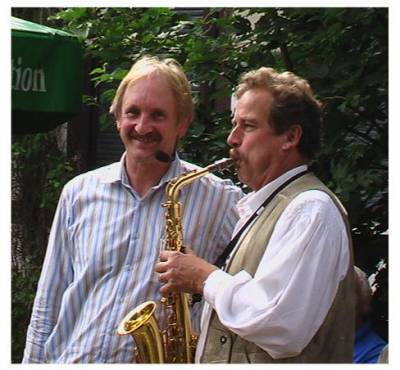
[207,157,234,172]
[155,150,175,163]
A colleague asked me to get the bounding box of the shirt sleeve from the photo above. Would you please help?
[22,186,74,363]
[203,190,350,359]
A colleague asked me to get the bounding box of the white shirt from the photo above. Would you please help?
[195,165,350,361]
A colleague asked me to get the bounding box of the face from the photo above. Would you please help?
[116,74,189,165]
[227,88,289,191]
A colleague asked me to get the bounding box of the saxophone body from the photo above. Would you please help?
[117,158,234,363]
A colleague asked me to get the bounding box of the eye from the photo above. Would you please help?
[124,108,140,119]
[243,123,255,130]
[152,110,166,121]
[241,120,257,131]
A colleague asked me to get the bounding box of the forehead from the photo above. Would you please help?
[234,88,273,120]
[122,74,176,108]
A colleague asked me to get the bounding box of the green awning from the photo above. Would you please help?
[12,16,83,134]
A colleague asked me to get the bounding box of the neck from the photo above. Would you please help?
[125,155,171,197]
[257,157,307,191]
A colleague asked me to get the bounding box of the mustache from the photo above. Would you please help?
[129,130,162,143]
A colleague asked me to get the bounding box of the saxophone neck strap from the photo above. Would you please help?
[215,169,309,269]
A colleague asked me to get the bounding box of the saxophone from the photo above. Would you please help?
[117,157,234,363]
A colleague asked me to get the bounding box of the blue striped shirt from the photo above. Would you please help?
[23,153,243,363]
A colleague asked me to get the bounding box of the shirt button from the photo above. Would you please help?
[220,335,228,344]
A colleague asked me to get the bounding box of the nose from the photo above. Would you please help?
[227,125,241,148]
[134,115,152,135]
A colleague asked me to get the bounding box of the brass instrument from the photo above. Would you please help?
[117,158,234,363]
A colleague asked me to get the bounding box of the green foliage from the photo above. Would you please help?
[288,8,388,238]
[12,135,77,212]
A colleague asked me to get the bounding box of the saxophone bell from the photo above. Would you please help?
[117,301,165,363]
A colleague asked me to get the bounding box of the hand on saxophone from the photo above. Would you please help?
[155,248,218,297]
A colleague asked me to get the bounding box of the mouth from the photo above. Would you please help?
[129,131,162,144]
[229,148,241,168]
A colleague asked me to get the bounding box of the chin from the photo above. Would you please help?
[127,149,155,162]
[236,168,245,180]
[237,171,254,189]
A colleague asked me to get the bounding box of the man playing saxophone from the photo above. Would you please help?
[22,56,243,363]
[156,66,355,363]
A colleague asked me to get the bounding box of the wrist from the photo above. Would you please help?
[199,265,218,294]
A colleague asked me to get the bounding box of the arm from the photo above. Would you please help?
[22,188,74,363]
[157,191,350,359]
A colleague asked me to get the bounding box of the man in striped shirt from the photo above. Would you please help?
[22,56,243,363]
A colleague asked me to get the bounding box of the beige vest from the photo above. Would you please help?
[200,173,355,363]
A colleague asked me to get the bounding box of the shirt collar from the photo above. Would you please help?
[99,151,185,190]
[97,153,125,184]
[149,153,186,191]
[236,165,308,218]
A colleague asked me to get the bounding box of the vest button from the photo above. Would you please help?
[220,335,228,344]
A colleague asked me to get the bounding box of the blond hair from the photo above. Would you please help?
[110,56,194,123]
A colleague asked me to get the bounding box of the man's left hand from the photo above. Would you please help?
[155,251,218,296]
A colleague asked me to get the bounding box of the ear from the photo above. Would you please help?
[116,119,121,132]
[177,117,191,139]
[282,124,303,150]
